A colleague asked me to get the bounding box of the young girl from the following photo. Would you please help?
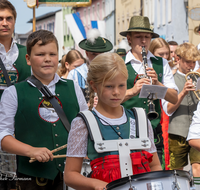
[57,49,86,79]
[149,38,178,75]
[149,38,173,170]
[64,53,161,190]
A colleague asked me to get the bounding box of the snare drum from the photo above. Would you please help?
[106,170,191,190]
[0,151,17,177]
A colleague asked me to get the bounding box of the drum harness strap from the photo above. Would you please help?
[0,57,12,87]
[27,75,70,132]
[78,107,151,178]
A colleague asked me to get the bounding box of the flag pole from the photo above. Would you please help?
[33,5,36,32]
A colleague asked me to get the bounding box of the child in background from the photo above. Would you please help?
[149,37,172,170]
[64,52,161,190]
[163,43,200,178]
[57,49,85,79]
[0,30,88,190]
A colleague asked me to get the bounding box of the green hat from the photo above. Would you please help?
[79,37,113,53]
[116,48,126,55]
[120,16,159,38]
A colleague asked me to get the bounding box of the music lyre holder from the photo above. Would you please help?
[139,85,168,120]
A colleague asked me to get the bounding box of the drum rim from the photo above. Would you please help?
[106,170,191,189]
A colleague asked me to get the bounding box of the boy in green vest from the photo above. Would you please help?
[163,43,200,177]
[0,30,88,190]
[0,0,31,98]
[120,16,179,168]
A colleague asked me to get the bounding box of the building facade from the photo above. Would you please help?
[144,0,189,44]
[188,0,200,46]
[115,0,141,50]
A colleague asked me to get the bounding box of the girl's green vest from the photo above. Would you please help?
[14,79,79,180]
[0,44,31,98]
[122,56,163,129]
[87,109,138,160]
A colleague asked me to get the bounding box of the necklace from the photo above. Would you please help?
[93,112,123,139]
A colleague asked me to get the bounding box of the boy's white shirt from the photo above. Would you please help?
[162,70,185,116]
[187,101,200,141]
[66,107,157,158]
[0,40,19,90]
[125,50,179,92]
[0,73,88,150]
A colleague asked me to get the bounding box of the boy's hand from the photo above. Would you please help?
[29,147,54,162]
[130,78,151,96]
[182,79,195,96]
[146,67,159,85]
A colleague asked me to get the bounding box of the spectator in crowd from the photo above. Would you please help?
[57,49,85,79]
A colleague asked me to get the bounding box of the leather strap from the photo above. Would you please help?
[0,57,12,87]
[27,75,70,132]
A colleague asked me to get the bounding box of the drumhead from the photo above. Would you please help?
[106,170,190,190]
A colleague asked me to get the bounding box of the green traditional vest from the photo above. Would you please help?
[0,44,31,98]
[87,109,138,160]
[14,79,79,180]
[168,72,198,138]
[122,56,163,129]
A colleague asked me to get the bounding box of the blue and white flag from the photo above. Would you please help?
[91,20,105,38]
[65,13,86,46]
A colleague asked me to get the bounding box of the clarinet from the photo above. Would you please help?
[141,46,159,120]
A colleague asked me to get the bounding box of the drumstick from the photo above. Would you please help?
[29,144,67,163]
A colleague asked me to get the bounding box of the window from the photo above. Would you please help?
[168,0,172,23]
[157,0,160,28]
[162,0,166,25]
[43,24,45,30]
[97,3,100,20]
[84,9,87,26]
[88,7,90,26]
[47,22,54,33]
[92,5,95,20]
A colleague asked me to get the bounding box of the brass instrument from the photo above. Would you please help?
[185,69,200,101]
[141,46,159,120]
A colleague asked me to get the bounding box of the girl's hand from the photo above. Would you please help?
[93,181,108,190]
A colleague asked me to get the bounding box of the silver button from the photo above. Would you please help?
[144,101,146,104]
[118,132,121,135]
[58,164,61,167]
[39,97,42,100]
[116,127,119,130]
[13,63,16,66]
[57,94,60,96]
[56,144,59,147]
[55,134,58,137]
[135,73,137,75]
[53,124,56,127]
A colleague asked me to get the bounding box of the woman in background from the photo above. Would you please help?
[57,49,85,79]
[149,38,171,170]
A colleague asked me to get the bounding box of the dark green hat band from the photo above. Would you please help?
[128,27,152,32]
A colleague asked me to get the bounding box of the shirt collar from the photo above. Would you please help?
[125,50,158,64]
[0,38,16,50]
[27,73,63,88]
[177,70,186,76]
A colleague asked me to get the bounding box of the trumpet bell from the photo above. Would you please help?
[185,71,200,101]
